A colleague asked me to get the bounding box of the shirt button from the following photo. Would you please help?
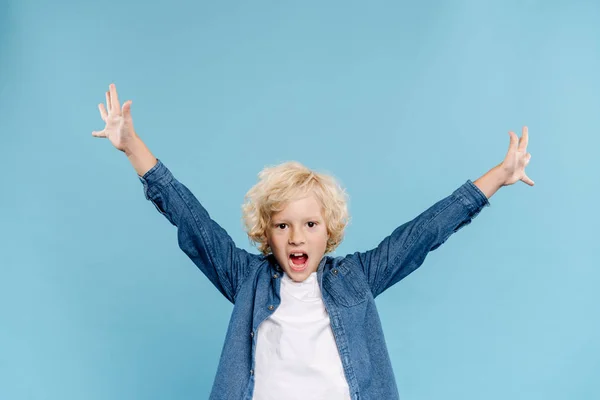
[332,269,338,275]
[268,305,274,311]
[250,369,254,375]
[272,273,279,279]
[250,331,254,338]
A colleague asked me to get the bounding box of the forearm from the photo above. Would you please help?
[473,164,508,200]
[347,179,489,297]
[138,159,258,303]
[124,135,158,177]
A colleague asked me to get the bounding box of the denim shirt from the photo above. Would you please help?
[138,159,490,400]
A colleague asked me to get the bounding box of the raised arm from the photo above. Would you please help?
[138,159,259,303]
[344,126,534,298]
[92,83,259,303]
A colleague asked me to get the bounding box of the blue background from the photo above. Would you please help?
[1,0,599,399]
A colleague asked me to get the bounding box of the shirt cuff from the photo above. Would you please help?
[453,179,491,217]
[138,159,174,199]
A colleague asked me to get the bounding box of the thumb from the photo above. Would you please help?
[521,174,535,186]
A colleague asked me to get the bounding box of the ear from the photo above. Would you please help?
[264,231,274,251]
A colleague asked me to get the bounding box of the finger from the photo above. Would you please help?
[508,131,518,152]
[518,126,529,152]
[109,83,121,114]
[91,129,106,138]
[98,103,108,121]
[105,91,112,113]
[122,100,132,118]
[521,174,535,186]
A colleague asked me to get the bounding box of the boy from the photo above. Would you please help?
[92,83,534,399]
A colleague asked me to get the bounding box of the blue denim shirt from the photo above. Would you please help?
[139,159,490,399]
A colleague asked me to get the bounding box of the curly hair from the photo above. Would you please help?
[242,161,350,255]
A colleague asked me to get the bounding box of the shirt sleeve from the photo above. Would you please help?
[138,159,260,303]
[343,180,490,298]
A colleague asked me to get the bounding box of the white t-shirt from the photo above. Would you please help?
[252,271,351,400]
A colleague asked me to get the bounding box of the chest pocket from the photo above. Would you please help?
[323,261,370,307]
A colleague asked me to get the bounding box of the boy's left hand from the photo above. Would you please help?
[499,126,534,187]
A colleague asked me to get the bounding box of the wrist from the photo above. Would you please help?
[473,164,508,200]
[494,163,511,187]
[123,134,158,177]
[123,134,143,157]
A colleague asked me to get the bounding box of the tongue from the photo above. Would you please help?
[291,255,308,265]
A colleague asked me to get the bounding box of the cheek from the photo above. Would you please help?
[268,234,285,253]
[316,230,329,250]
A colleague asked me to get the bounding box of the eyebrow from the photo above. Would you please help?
[272,216,322,224]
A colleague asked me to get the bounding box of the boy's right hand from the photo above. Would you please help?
[92,83,137,154]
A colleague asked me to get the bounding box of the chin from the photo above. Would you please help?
[286,271,313,282]
[284,259,317,282]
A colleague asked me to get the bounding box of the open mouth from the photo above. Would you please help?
[288,252,309,272]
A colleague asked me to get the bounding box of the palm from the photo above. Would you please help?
[500,126,534,186]
[92,84,136,152]
[103,113,133,150]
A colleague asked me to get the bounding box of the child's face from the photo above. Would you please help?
[266,193,329,283]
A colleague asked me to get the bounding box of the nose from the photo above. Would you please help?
[288,227,305,245]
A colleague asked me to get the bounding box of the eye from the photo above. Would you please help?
[307,221,317,228]
[277,223,287,229]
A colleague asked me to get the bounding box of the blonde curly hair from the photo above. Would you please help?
[242,161,350,255]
